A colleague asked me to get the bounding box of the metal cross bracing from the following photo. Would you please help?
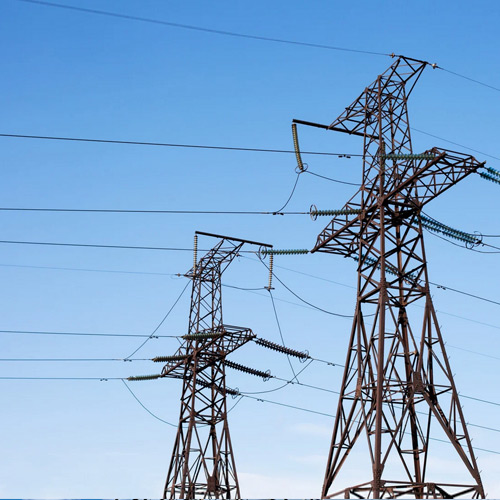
[294,56,486,499]
[161,231,271,499]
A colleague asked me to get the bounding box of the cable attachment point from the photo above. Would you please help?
[299,350,309,363]
[258,245,269,260]
[310,204,318,221]
[465,231,483,249]
[295,163,308,174]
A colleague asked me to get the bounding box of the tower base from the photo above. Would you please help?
[327,480,483,499]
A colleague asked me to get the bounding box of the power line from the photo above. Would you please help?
[259,259,354,318]
[0,239,196,251]
[0,207,309,215]
[0,239,257,253]
[461,394,500,407]
[430,280,500,307]
[238,360,314,396]
[241,257,500,340]
[426,226,500,254]
[3,261,500,362]
[15,2,500,94]
[434,307,500,333]
[2,369,500,443]
[248,341,500,410]
[239,393,500,455]
[305,170,360,186]
[412,128,500,161]
[124,280,190,359]
[7,252,499,317]
[0,262,181,276]
[437,67,500,94]
[0,329,179,338]
[0,132,361,157]
[1,130,495,167]
[3,250,498,310]
[3,260,495,343]
[268,289,300,381]
[247,248,500,310]
[121,379,176,427]
[0,376,122,380]
[222,284,267,292]
[446,344,500,362]
[15,0,389,57]
[0,358,146,362]
[274,173,301,213]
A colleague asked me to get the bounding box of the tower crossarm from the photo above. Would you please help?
[311,204,374,257]
[327,56,427,137]
[160,325,255,378]
[312,148,484,256]
[383,147,485,209]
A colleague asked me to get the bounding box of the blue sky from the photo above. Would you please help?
[1,0,500,497]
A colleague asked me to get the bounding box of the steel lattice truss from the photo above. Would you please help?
[295,56,485,499]
[162,233,262,499]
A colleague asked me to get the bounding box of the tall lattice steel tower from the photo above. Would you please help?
[294,56,485,498]
[159,231,270,499]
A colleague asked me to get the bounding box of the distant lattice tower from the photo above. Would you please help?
[294,56,485,498]
[159,231,270,499]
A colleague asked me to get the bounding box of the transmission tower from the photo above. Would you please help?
[159,231,270,499]
[294,56,486,498]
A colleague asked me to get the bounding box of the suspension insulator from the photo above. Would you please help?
[421,216,477,245]
[193,234,198,275]
[292,123,305,173]
[266,253,274,290]
[485,167,500,179]
[254,338,310,360]
[265,249,309,256]
[352,254,399,277]
[196,377,240,396]
[383,153,436,160]
[176,375,240,397]
[152,355,186,363]
[127,374,161,381]
[479,172,500,185]
[182,332,224,340]
[225,386,241,397]
[310,208,362,217]
[225,359,273,380]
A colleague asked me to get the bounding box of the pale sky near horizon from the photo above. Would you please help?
[1,0,500,497]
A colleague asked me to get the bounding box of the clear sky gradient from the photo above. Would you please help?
[1,0,500,497]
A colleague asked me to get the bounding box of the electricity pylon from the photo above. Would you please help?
[160,231,270,499]
[294,56,485,498]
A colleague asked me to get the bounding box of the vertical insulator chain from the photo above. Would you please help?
[292,123,304,172]
[193,234,198,276]
[267,253,274,290]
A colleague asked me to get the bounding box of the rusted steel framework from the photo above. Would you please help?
[162,232,269,499]
[295,56,485,499]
